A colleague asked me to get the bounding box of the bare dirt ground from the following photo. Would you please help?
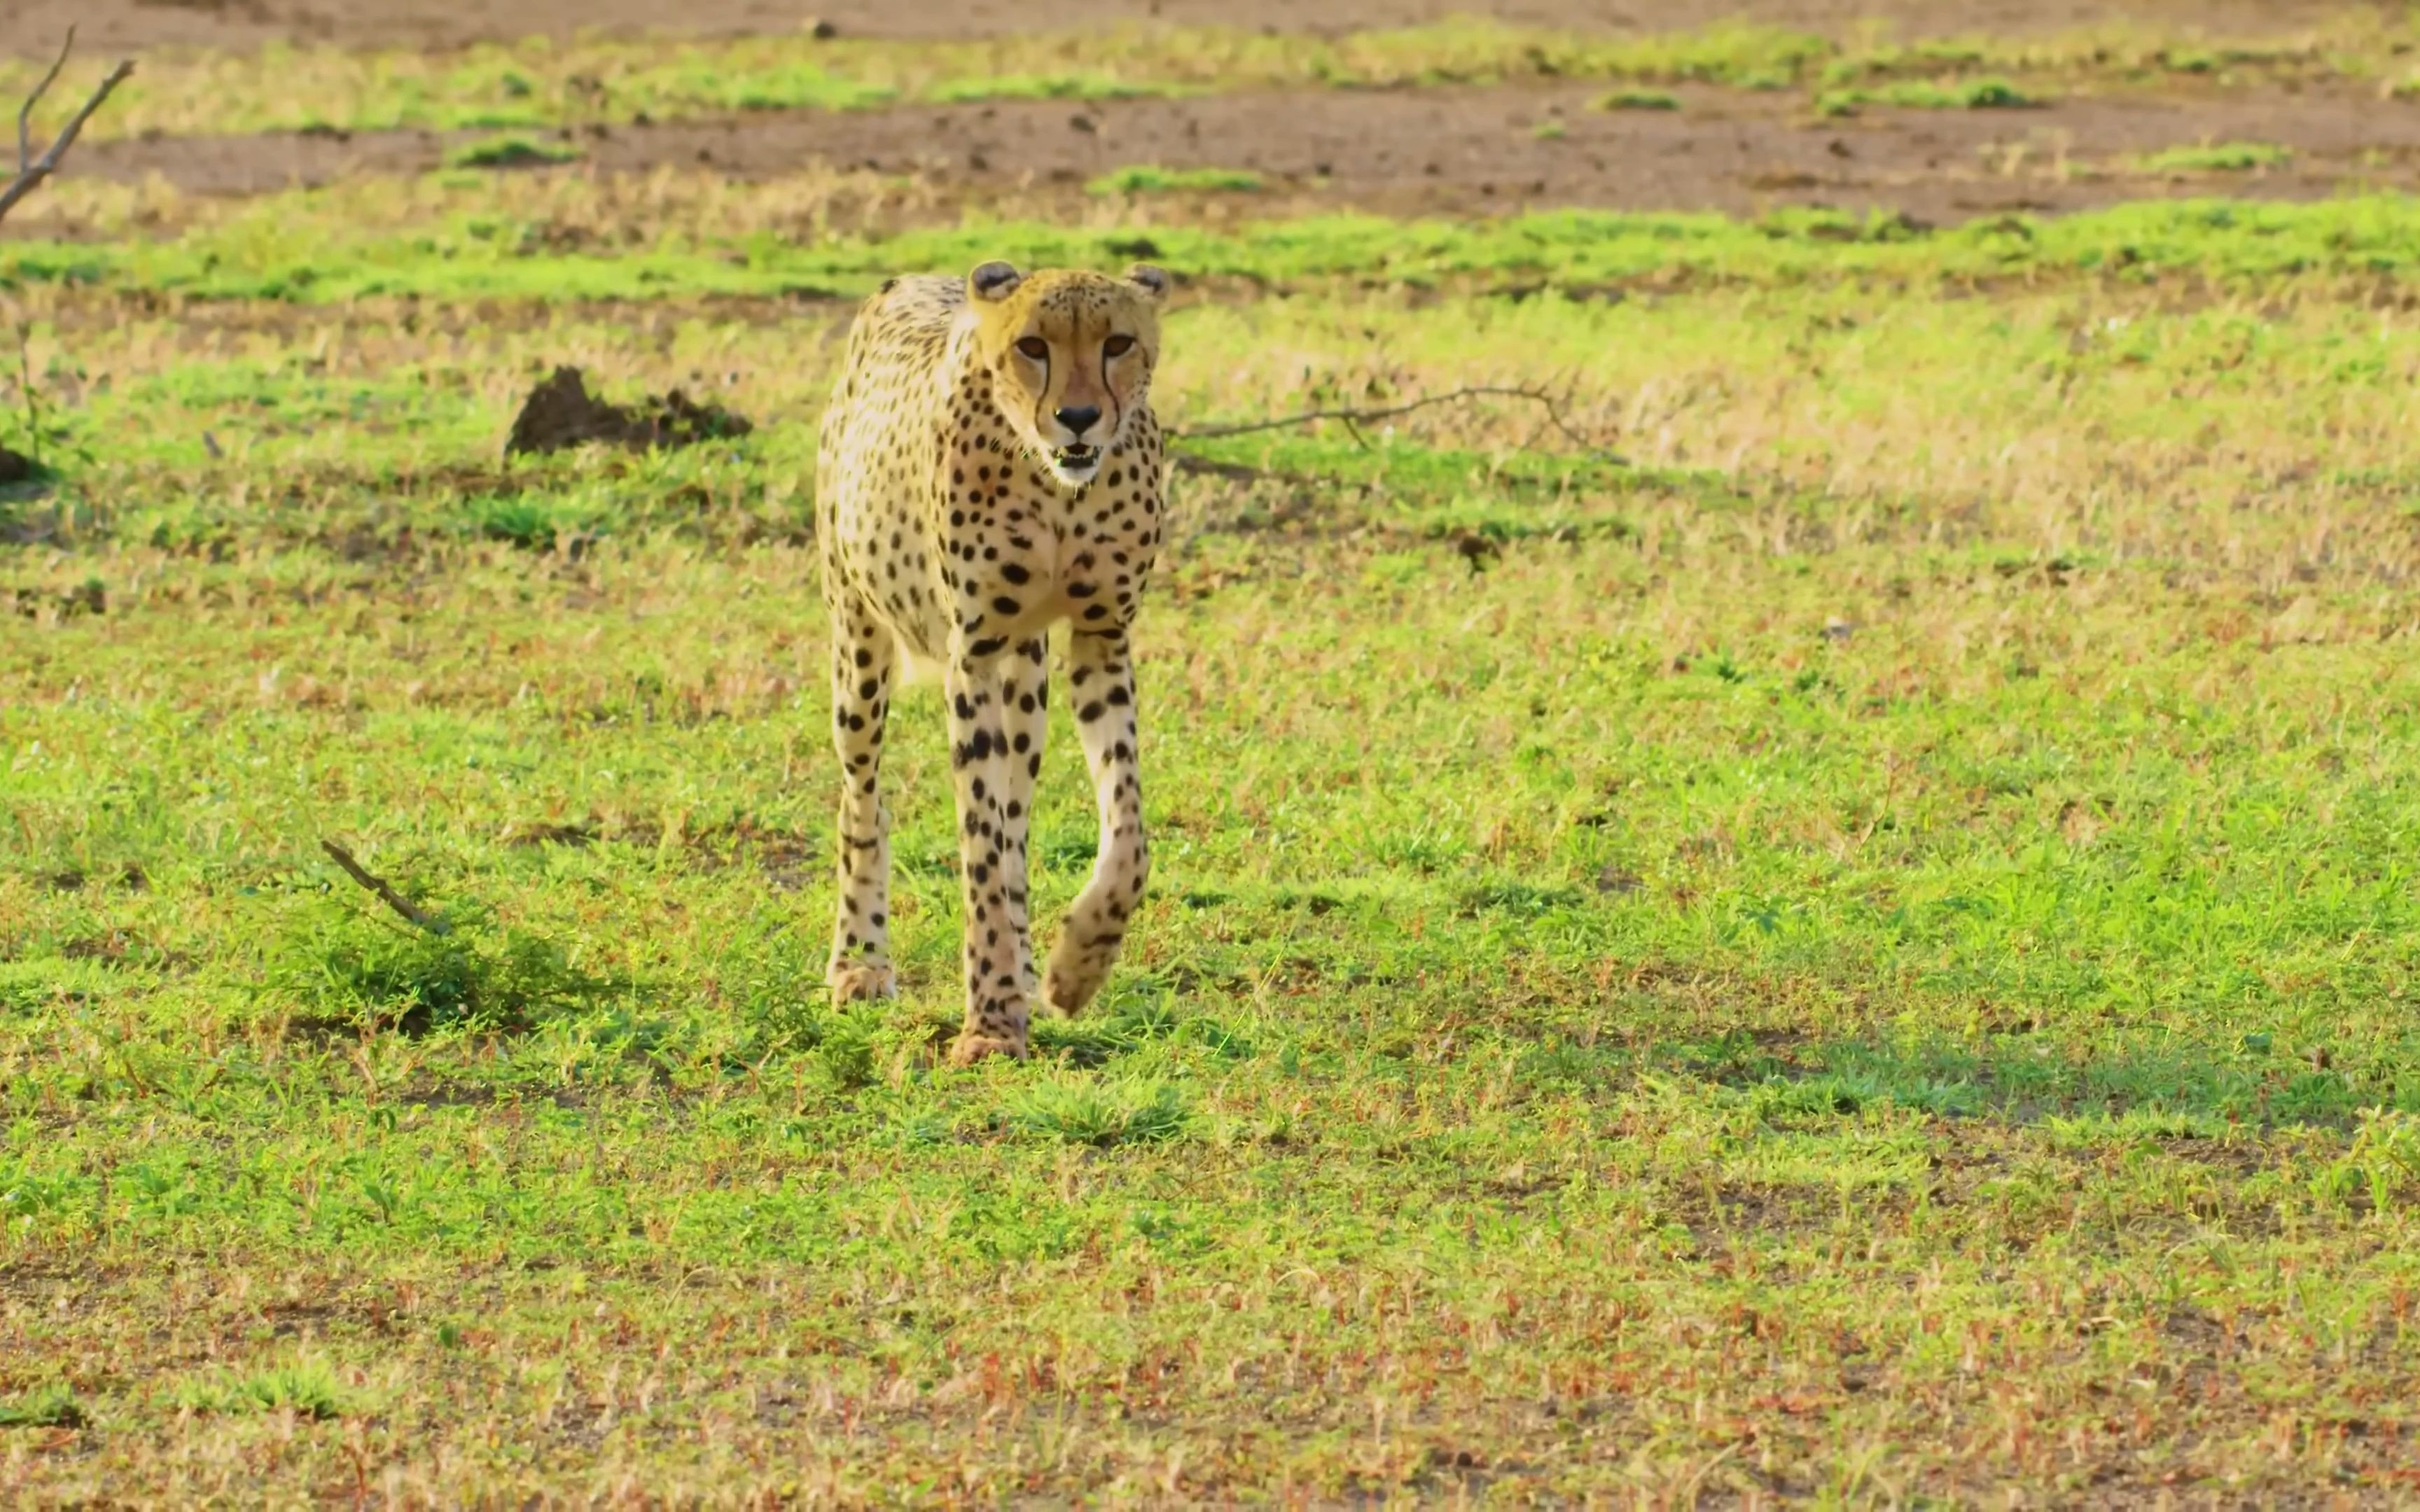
[66,82,2420,229]
[15,0,2419,235]
[5,0,2368,58]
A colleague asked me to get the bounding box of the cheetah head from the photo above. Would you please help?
[967,260,1169,489]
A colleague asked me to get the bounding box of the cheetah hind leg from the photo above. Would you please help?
[826,600,900,1007]
[1043,628,1150,1018]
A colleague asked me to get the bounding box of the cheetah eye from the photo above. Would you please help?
[1015,337,1050,362]
[1104,334,1135,359]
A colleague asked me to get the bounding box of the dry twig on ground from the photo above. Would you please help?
[0,29,136,226]
[321,840,453,937]
[1170,384,1625,463]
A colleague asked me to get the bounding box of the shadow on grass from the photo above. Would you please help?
[1524,1021,2420,1130]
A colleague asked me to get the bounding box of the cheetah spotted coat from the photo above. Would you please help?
[814,260,1169,1063]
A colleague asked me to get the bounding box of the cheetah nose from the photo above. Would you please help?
[1054,405,1101,437]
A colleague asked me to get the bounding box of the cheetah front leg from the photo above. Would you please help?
[1043,626,1150,1017]
[825,598,898,1002]
[944,643,1036,1063]
[996,638,1051,1003]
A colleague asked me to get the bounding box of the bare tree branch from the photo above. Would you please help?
[17,36,72,176]
[321,839,452,937]
[1170,384,1627,463]
[0,30,136,226]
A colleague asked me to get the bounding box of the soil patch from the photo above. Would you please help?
[57,80,2420,230]
[2,0,2368,59]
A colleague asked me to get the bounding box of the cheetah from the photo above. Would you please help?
[814,259,1171,1064]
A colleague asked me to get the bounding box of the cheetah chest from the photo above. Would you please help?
[941,449,1157,648]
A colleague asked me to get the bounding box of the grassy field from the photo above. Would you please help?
[10,10,2420,1506]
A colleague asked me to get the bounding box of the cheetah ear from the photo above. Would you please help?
[1123,263,1170,304]
[968,261,1024,302]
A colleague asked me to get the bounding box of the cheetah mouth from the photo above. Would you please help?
[1050,442,1102,476]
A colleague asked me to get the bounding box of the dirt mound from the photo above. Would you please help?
[503,366,753,458]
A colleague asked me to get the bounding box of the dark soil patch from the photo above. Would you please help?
[503,366,753,457]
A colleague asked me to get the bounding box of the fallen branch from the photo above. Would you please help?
[320,839,452,936]
[1169,452,1297,484]
[1170,384,1626,464]
[0,29,137,225]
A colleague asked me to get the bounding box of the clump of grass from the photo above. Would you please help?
[929,74,1171,105]
[696,65,898,113]
[748,997,933,1090]
[444,134,581,170]
[175,1364,353,1420]
[2135,141,2293,174]
[1532,120,1569,140]
[266,892,616,1036]
[464,494,601,550]
[1593,88,1681,111]
[1817,76,2040,116]
[1005,1075,1189,1147]
[1087,164,1265,196]
[0,1386,86,1429]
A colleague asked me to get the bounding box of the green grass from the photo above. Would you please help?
[1592,88,1682,111]
[1087,164,1267,196]
[443,134,584,170]
[11,81,2420,1499]
[0,1385,87,1429]
[2136,140,2296,174]
[15,183,2420,307]
[173,1364,356,1420]
[1816,75,2043,116]
[926,72,1180,104]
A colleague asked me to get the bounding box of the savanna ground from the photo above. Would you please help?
[8,0,2420,1503]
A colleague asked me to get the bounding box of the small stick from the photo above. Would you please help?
[320,839,451,935]
[1171,383,1624,462]
[0,30,137,225]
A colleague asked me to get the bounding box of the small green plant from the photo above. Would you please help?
[176,1364,353,1420]
[0,1385,85,1429]
[445,134,582,170]
[1532,120,1568,140]
[1005,1075,1190,1147]
[1592,88,1681,111]
[2,326,95,479]
[267,892,615,1035]
[466,494,588,550]
[2134,141,2292,174]
[2314,1109,2420,1214]
[1086,164,1265,197]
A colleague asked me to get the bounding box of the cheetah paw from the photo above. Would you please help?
[1042,958,1107,1018]
[947,1031,1028,1066]
[826,959,898,1003]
